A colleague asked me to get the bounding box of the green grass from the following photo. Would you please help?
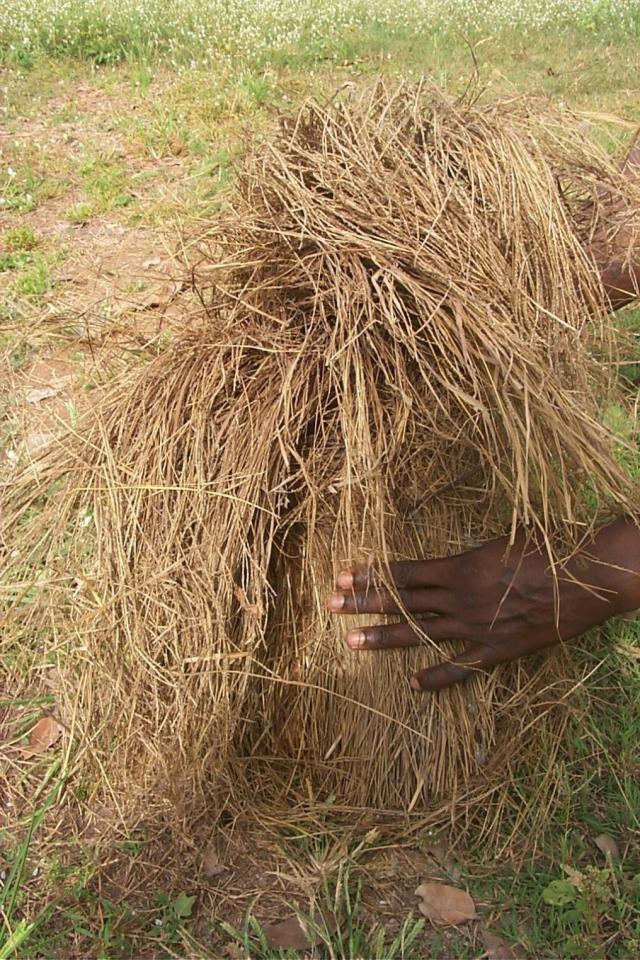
[0,252,32,273]
[0,757,67,959]
[618,307,640,388]
[465,619,640,959]
[4,227,39,252]
[217,863,426,960]
[10,257,52,298]
[63,153,134,223]
[1,228,58,305]
[0,161,66,214]
[1,0,639,68]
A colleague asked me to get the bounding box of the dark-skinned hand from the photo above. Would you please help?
[327,518,640,692]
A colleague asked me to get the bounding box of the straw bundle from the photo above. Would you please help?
[5,84,639,844]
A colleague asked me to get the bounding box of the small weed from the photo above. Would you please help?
[0,251,32,272]
[540,865,640,958]
[65,201,93,224]
[6,45,34,70]
[618,307,640,386]
[241,74,273,105]
[128,57,153,94]
[125,108,201,159]
[93,898,137,958]
[1,163,65,213]
[125,279,147,293]
[71,153,134,217]
[151,890,196,946]
[11,256,51,298]
[193,145,238,200]
[4,226,38,251]
[53,106,80,124]
[113,830,146,856]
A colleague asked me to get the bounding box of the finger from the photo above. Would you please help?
[411,639,513,692]
[335,557,451,592]
[327,587,449,615]
[345,618,459,651]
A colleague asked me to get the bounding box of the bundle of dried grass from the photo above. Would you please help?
[4,83,639,847]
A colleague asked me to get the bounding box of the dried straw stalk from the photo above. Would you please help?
[4,83,639,848]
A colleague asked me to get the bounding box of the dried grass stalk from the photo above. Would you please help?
[4,83,639,846]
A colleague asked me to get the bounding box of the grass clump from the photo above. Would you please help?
[1,229,44,280]
[63,154,134,223]
[10,256,52,298]
[4,226,39,251]
[0,251,32,272]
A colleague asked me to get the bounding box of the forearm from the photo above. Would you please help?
[593,141,640,309]
[574,516,640,615]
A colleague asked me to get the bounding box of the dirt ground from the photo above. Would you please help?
[1,69,207,474]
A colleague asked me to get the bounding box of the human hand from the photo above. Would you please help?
[327,520,639,691]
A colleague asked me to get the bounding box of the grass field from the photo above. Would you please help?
[1,1,639,957]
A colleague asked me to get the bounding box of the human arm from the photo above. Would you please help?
[594,140,640,308]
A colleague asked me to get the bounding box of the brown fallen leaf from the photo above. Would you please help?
[262,911,336,951]
[262,916,313,951]
[202,845,226,878]
[594,833,621,862]
[25,387,61,404]
[168,137,186,156]
[562,863,585,889]
[480,926,519,959]
[222,942,244,960]
[415,881,477,925]
[24,432,57,455]
[23,716,63,756]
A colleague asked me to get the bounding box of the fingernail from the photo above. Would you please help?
[336,570,353,590]
[327,593,345,612]
[346,629,367,649]
[410,676,422,692]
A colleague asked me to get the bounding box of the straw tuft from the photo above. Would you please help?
[4,83,639,847]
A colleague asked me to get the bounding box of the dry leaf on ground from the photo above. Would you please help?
[480,926,519,959]
[415,882,477,925]
[23,716,63,756]
[562,863,585,888]
[24,432,57,455]
[222,942,244,959]
[202,845,226,878]
[25,387,61,404]
[594,833,621,862]
[263,917,310,951]
[262,911,336,950]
